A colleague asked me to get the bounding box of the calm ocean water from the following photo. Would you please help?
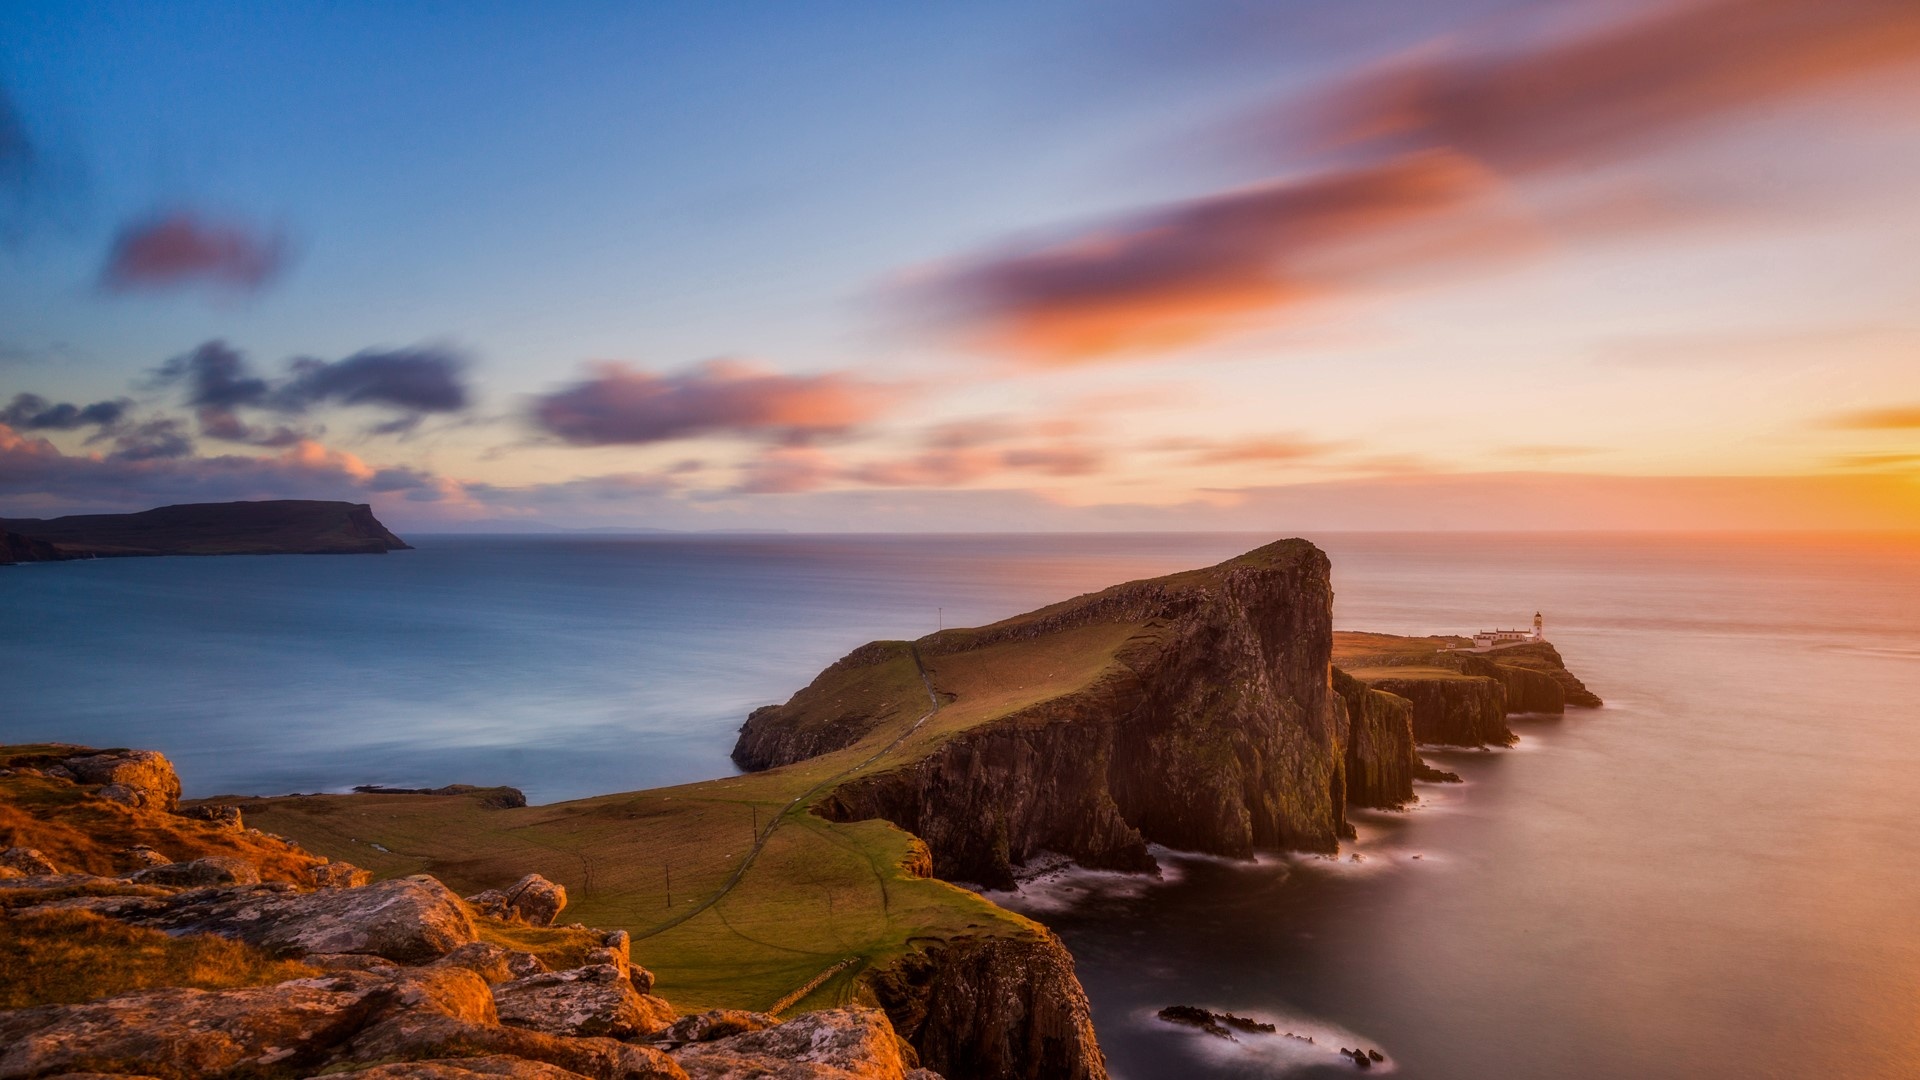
[4,532,1917,1079]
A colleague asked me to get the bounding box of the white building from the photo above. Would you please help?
[1473,612,1544,648]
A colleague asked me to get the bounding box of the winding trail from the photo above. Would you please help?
[632,646,940,940]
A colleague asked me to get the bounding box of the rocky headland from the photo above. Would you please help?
[0,539,1600,1080]
[0,500,411,560]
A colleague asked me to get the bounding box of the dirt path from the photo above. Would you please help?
[631,647,940,940]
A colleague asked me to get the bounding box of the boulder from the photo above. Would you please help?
[465,874,567,927]
[670,1007,918,1080]
[62,751,182,811]
[305,953,403,974]
[434,942,550,985]
[308,861,373,889]
[130,856,261,888]
[180,804,245,831]
[338,1013,686,1080]
[492,964,675,1040]
[119,845,173,870]
[0,846,59,876]
[656,1010,779,1046]
[0,971,392,1079]
[41,875,476,964]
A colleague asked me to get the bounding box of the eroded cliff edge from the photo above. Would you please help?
[741,540,1430,889]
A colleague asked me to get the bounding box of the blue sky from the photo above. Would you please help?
[4,0,1920,530]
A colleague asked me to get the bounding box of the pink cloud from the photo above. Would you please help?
[101,211,287,292]
[532,360,896,446]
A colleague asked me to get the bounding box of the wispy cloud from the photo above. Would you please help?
[902,0,1920,364]
[530,360,895,446]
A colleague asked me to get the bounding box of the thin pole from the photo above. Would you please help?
[938,606,943,630]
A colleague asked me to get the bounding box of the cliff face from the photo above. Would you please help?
[0,528,64,565]
[1332,669,1421,808]
[0,500,411,558]
[1439,652,1566,713]
[1358,675,1515,747]
[779,540,1353,888]
[1479,641,1604,707]
[871,933,1108,1080]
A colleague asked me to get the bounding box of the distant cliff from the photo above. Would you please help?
[0,500,411,559]
[740,540,1425,888]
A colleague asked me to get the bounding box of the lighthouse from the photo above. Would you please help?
[1533,612,1544,641]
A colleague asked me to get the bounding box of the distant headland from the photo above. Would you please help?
[0,500,411,562]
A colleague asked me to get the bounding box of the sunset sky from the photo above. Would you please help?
[4,0,1919,531]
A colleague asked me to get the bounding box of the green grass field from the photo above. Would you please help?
[234,619,1146,1015]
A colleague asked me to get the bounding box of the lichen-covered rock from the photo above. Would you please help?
[129,855,262,887]
[339,1013,686,1080]
[43,874,476,964]
[669,1007,917,1080]
[465,874,567,927]
[434,941,550,985]
[62,750,182,812]
[656,1010,779,1046]
[308,861,372,889]
[492,964,675,1040]
[0,846,59,876]
[319,1056,596,1079]
[0,971,392,1079]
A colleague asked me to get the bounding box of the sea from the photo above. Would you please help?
[3,532,1916,1079]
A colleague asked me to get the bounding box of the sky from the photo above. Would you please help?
[3,0,1920,532]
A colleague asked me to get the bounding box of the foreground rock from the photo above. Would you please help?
[670,1007,931,1080]
[493,964,675,1040]
[466,873,568,927]
[34,875,477,963]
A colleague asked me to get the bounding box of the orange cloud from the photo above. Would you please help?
[1286,0,1920,177]
[1829,404,1920,429]
[911,151,1500,364]
[532,360,896,445]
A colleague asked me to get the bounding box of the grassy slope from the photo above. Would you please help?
[1332,631,1483,682]
[235,620,1144,1015]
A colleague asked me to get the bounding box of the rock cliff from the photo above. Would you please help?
[0,500,411,558]
[756,541,1370,888]
[1331,670,1421,808]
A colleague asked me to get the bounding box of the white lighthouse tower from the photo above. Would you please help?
[1533,612,1544,641]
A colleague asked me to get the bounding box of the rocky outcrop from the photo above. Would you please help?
[1360,674,1514,747]
[1439,653,1566,713]
[0,527,63,564]
[669,1006,929,1080]
[869,933,1105,1080]
[1331,669,1420,809]
[805,541,1348,887]
[36,875,478,963]
[492,964,675,1040]
[733,642,924,771]
[1479,641,1603,707]
[60,749,183,811]
[466,873,567,927]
